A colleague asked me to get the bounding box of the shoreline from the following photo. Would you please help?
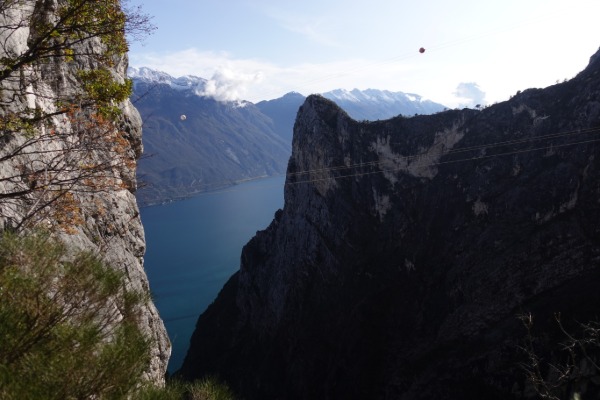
[137,174,285,208]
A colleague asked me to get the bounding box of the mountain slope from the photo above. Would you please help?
[132,68,446,206]
[178,48,600,399]
[256,89,447,143]
[256,92,305,143]
[130,70,290,206]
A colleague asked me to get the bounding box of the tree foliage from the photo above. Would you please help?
[136,376,238,400]
[0,230,151,399]
[0,0,154,231]
[0,3,162,397]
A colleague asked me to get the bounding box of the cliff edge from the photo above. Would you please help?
[180,47,600,399]
[0,1,170,383]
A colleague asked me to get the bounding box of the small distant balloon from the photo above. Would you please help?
[180,114,187,121]
[419,47,426,54]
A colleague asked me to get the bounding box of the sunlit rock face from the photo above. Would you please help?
[179,48,600,399]
[0,1,170,384]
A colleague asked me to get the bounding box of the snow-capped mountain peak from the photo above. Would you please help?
[320,88,445,120]
[128,67,173,84]
[128,67,207,93]
[322,88,425,105]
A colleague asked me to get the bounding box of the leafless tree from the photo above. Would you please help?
[520,313,600,399]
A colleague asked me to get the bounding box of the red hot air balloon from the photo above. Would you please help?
[419,47,425,54]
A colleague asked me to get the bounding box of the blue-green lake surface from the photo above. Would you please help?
[140,176,285,372]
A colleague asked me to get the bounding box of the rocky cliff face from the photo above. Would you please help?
[0,1,169,383]
[179,48,600,399]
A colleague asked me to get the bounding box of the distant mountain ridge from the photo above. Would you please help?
[129,68,447,205]
[255,92,306,143]
[322,88,446,120]
[130,70,288,206]
[255,89,446,144]
[130,67,446,121]
[130,67,210,97]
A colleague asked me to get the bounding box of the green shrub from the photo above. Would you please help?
[135,380,187,400]
[0,231,151,399]
[185,376,237,400]
[136,377,237,400]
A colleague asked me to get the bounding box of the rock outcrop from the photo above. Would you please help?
[179,48,600,399]
[0,1,169,383]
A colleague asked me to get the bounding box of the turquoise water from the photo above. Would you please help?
[140,176,285,372]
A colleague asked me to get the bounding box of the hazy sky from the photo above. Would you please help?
[128,0,600,107]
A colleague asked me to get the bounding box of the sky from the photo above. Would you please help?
[127,0,600,108]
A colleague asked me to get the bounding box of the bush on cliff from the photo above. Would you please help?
[0,231,151,399]
[137,376,237,400]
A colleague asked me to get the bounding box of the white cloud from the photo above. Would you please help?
[129,49,271,102]
[129,49,258,81]
[129,47,516,111]
[129,48,423,103]
[197,69,264,103]
[127,0,600,108]
[452,82,486,108]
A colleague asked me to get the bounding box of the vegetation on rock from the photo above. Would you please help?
[0,0,154,230]
[0,231,151,399]
[0,0,169,396]
[137,376,238,400]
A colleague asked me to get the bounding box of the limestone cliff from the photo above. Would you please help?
[180,48,600,399]
[0,1,169,383]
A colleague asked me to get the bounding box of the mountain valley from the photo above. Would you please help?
[130,68,446,206]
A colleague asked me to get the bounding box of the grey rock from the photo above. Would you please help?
[179,47,600,399]
[0,0,170,385]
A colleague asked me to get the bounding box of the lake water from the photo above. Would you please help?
[140,176,285,372]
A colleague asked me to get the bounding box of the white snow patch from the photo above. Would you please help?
[327,89,360,102]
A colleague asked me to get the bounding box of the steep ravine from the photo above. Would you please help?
[179,48,600,399]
